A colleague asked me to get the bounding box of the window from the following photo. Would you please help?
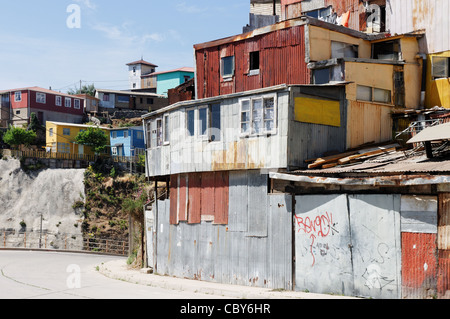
[432,56,450,79]
[357,85,391,104]
[221,56,235,78]
[103,94,110,102]
[372,40,400,61]
[14,92,22,102]
[57,142,70,153]
[136,131,144,140]
[147,98,154,105]
[111,147,118,156]
[49,128,53,137]
[156,119,163,147]
[63,128,70,136]
[184,75,191,82]
[65,98,71,108]
[123,131,129,138]
[112,131,117,139]
[187,108,195,136]
[240,95,276,136]
[331,41,358,59]
[210,103,221,142]
[74,99,81,109]
[164,114,170,144]
[36,93,46,104]
[198,107,208,136]
[55,96,62,106]
[249,51,260,75]
[118,95,130,103]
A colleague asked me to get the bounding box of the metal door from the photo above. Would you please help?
[294,194,353,295]
[348,194,401,299]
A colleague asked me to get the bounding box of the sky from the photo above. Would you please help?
[0,0,250,93]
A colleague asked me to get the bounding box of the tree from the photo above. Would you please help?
[75,127,108,154]
[3,126,37,149]
[68,83,96,97]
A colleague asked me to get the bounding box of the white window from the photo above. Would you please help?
[123,130,129,138]
[221,56,235,78]
[357,85,391,104]
[240,95,277,136]
[55,96,62,106]
[74,99,81,109]
[111,147,118,156]
[36,92,46,104]
[65,98,71,108]
[156,119,163,147]
[14,92,22,102]
[163,114,170,144]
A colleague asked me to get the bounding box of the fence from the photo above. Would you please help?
[1,230,129,256]
[5,149,99,162]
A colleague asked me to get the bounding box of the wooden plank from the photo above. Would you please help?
[338,146,397,165]
[188,173,201,224]
[307,151,359,169]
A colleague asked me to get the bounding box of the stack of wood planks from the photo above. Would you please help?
[306,143,399,169]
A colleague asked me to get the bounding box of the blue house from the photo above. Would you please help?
[110,126,145,157]
[141,67,194,97]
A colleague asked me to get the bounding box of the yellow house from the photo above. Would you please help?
[46,121,110,157]
[425,51,450,108]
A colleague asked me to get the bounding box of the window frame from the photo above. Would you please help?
[239,94,277,137]
[221,56,235,79]
[65,98,72,108]
[74,99,81,109]
[163,114,170,145]
[198,106,209,138]
[356,85,392,104]
[55,96,62,106]
[186,107,196,138]
[14,92,22,102]
[63,128,71,136]
[36,92,46,104]
[431,56,450,80]
[249,51,260,76]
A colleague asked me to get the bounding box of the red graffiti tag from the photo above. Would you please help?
[294,212,337,266]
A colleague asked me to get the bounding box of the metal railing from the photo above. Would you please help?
[1,230,129,256]
[4,149,100,162]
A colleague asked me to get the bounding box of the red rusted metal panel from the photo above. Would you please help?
[401,232,438,299]
[200,172,215,217]
[214,171,229,225]
[178,175,188,222]
[188,173,201,224]
[169,175,178,225]
[438,250,450,298]
[195,25,309,99]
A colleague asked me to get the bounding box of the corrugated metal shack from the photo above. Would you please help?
[270,144,450,299]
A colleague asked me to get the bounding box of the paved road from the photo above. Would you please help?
[0,250,227,299]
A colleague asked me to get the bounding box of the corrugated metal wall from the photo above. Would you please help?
[196,25,309,99]
[438,193,450,298]
[155,171,293,290]
[387,0,450,54]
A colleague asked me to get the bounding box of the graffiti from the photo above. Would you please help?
[362,264,395,290]
[295,212,339,266]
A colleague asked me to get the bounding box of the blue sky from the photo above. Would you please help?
[0,0,249,92]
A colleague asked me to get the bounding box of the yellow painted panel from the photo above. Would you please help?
[295,97,341,127]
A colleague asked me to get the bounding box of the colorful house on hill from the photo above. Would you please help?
[46,121,110,157]
[110,126,145,157]
[141,67,194,97]
[0,87,84,128]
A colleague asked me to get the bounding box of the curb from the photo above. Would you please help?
[98,259,359,299]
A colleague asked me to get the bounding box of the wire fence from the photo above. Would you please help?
[1,230,129,256]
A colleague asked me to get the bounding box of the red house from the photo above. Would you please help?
[0,86,85,127]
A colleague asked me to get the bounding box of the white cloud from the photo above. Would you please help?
[175,2,207,14]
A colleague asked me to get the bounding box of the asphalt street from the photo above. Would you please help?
[0,250,228,299]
